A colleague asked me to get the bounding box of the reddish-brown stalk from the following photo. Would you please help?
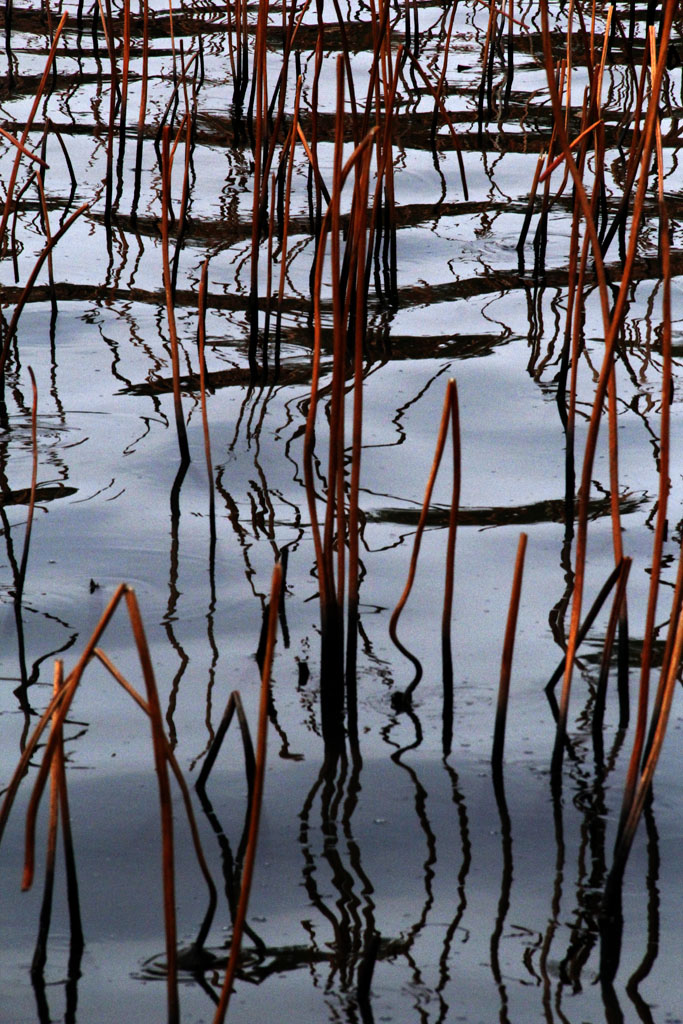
[212,563,283,1024]
[612,577,683,871]
[593,557,632,750]
[323,57,347,612]
[389,379,459,697]
[54,661,83,951]
[492,533,528,772]
[118,0,131,173]
[346,142,373,739]
[125,589,179,1023]
[131,0,149,219]
[619,182,672,829]
[13,587,129,881]
[0,126,48,168]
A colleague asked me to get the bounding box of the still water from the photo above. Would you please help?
[1,0,682,1021]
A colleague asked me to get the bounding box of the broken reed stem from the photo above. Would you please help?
[389,379,459,699]
[195,690,256,796]
[124,588,179,1024]
[2,586,128,879]
[213,561,283,1024]
[492,532,527,773]
[161,125,190,465]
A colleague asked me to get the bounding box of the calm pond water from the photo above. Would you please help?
[1,0,682,1021]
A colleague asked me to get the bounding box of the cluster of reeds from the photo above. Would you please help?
[0,564,282,1024]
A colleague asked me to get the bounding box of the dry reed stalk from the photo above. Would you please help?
[99,0,120,223]
[0,126,48,168]
[477,0,497,129]
[296,122,330,206]
[610,578,683,874]
[212,562,283,1024]
[538,119,603,183]
[161,125,191,464]
[345,142,374,741]
[618,189,672,828]
[389,379,460,702]
[593,556,632,756]
[545,560,625,699]
[0,9,67,251]
[174,44,194,242]
[516,149,545,262]
[224,0,236,84]
[117,0,131,177]
[3,587,189,1016]
[54,663,84,957]
[124,588,179,1023]
[470,0,527,28]
[491,533,527,772]
[545,0,675,774]
[325,57,347,613]
[302,119,378,748]
[263,172,277,371]
[34,169,57,316]
[430,0,459,144]
[0,585,128,870]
